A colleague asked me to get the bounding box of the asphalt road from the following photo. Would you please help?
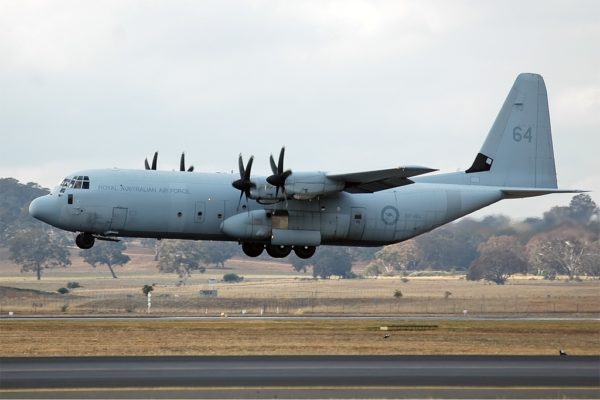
[1,355,599,399]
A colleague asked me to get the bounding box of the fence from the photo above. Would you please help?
[1,294,598,316]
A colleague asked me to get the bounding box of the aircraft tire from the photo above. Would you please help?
[241,242,264,257]
[293,245,316,259]
[75,233,95,249]
[266,245,292,258]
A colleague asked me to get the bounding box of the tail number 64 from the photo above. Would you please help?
[513,126,532,143]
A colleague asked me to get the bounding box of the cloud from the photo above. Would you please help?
[0,0,598,219]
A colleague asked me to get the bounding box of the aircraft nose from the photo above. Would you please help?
[29,195,55,224]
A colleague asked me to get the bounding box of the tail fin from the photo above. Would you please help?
[466,73,558,188]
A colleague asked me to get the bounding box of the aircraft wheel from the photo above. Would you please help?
[294,245,316,259]
[266,245,292,258]
[75,233,95,249]
[242,242,264,257]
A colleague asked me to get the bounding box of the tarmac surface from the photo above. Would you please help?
[1,355,599,399]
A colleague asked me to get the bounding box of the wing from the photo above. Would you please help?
[327,166,437,193]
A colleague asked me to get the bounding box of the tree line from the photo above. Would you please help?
[1,177,598,283]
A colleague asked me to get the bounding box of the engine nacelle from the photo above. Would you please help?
[248,172,344,202]
[220,210,272,241]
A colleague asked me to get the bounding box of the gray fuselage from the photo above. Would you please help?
[30,168,503,247]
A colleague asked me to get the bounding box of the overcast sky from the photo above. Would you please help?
[1,0,598,220]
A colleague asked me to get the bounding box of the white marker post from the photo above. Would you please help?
[147,292,152,314]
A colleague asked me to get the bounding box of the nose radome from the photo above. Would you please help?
[29,195,53,223]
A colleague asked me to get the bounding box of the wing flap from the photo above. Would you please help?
[328,166,437,193]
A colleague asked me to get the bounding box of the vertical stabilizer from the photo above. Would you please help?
[466,73,557,188]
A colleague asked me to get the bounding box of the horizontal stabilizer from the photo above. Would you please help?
[501,188,587,199]
[328,166,437,193]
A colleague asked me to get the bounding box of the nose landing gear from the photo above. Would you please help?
[75,233,95,249]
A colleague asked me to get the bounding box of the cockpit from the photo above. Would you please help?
[59,176,90,192]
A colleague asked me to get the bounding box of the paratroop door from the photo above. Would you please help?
[110,207,128,231]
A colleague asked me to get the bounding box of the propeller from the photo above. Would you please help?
[144,152,158,170]
[232,154,255,207]
[267,147,292,197]
[180,152,194,172]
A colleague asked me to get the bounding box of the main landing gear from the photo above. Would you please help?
[75,232,95,249]
[293,245,316,259]
[241,243,317,259]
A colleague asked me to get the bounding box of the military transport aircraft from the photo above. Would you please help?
[29,73,580,259]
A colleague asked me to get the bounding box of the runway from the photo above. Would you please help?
[1,355,599,399]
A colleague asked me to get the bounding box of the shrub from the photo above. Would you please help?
[393,289,403,298]
[66,282,81,289]
[223,273,243,283]
[57,287,69,294]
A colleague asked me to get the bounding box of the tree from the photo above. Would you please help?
[201,241,238,268]
[415,218,489,271]
[363,261,384,276]
[567,194,599,227]
[582,240,600,277]
[467,236,528,284]
[142,284,155,296]
[541,194,600,232]
[374,240,422,275]
[8,228,71,280]
[80,240,130,279]
[289,254,311,273]
[312,247,353,279]
[0,178,49,244]
[527,227,595,280]
[157,240,206,284]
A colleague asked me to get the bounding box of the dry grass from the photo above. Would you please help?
[1,244,599,316]
[1,319,598,357]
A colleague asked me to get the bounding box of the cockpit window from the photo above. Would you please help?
[60,176,91,190]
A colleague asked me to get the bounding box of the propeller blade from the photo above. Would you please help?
[232,154,255,206]
[269,154,277,175]
[144,158,150,170]
[267,147,291,198]
[244,156,254,180]
[151,152,158,170]
[180,153,185,172]
[239,154,245,178]
[277,147,285,174]
[237,189,244,209]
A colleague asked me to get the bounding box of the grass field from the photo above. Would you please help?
[1,319,599,357]
[1,244,599,316]
[1,245,599,357]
